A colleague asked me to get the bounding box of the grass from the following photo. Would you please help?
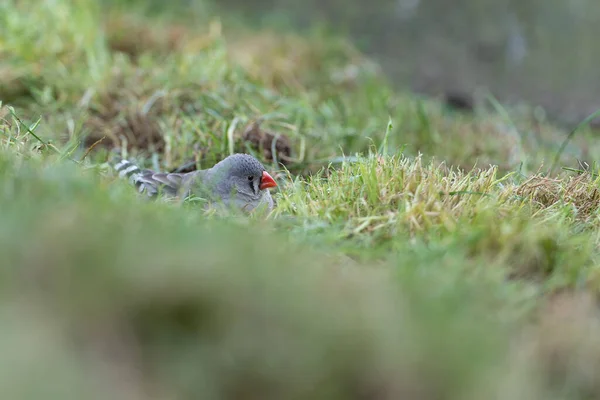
[2,0,600,398]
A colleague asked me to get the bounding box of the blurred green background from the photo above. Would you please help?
[160,0,600,126]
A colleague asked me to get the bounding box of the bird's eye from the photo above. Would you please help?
[247,176,254,181]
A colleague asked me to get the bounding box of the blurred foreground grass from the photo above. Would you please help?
[3,0,600,398]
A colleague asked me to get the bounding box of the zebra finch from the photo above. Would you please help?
[113,153,278,213]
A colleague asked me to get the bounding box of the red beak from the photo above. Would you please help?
[259,171,277,190]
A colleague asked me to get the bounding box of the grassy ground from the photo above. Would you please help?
[3,0,600,398]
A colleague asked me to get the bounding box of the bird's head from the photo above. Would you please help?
[209,154,277,201]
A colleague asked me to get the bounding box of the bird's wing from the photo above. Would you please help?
[179,170,210,198]
[134,172,187,197]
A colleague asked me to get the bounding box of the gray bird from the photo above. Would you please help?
[113,153,278,213]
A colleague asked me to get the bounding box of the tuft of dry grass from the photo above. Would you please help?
[273,152,599,286]
[516,173,600,221]
[275,153,505,235]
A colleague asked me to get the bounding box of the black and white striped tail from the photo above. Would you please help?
[113,159,157,197]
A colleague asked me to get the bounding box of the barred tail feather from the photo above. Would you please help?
[113,159,157,197]
[114,159,141,179]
